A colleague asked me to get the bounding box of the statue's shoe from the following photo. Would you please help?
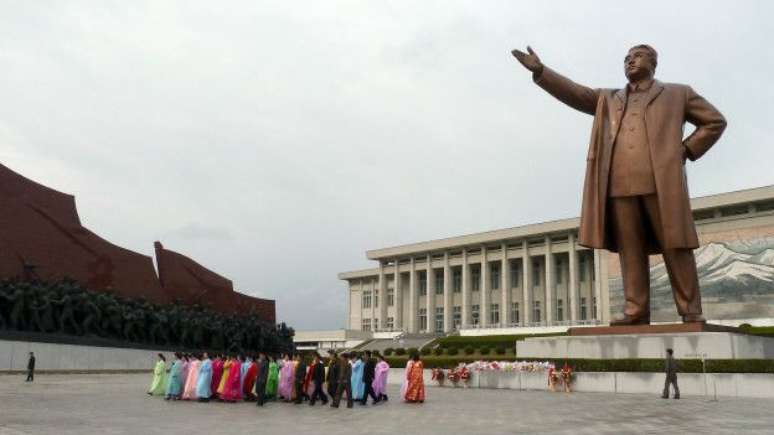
[682,314,706,323]
[609,314,650,326]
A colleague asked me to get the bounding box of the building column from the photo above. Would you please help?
[394,258,403,331]
[370,278,376,332]
[593,249,603,322]
[426,254,435,333]
[481,246,489,327]
[409,258,417,333]
[501,243,510,326]
[378,261,387,330]
[545,235,554,325]
[461,249,470,328]
[443,252,452,332]
[568,233,579,323]
[522,240,531,325]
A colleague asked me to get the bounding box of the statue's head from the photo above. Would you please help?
[625,44,657,82]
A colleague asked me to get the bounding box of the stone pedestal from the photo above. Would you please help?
[517,326,774,360]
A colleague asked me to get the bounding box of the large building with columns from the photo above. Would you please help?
[339,185,774,334]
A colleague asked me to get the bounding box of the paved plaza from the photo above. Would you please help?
[1,374,772,434]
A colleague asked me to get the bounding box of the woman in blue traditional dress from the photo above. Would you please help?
[350,353,365,401]
[165,353,184,400]
[196,352,213,402]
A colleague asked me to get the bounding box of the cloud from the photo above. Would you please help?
[167,223,233,241]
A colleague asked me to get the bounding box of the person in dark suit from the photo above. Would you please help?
[26,352,35,382]
[293,354,308,404]
[308,353,328,406]
[360,350,379,405]
[326,351,339,398]
[331,353,353,409]
[662,348,680,399]
[255,352,269,407]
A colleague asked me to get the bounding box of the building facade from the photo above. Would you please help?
[339,185,774,333]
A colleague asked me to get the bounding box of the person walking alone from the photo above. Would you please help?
[662,348,680,399]
[26,352,35,382]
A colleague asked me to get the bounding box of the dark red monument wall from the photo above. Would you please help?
[0,164,166,304]
[0,163,276,323]
[154,241,275,322]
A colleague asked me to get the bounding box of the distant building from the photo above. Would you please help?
[339,185,774,334]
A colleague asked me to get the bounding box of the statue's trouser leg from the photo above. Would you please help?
[610,196,651,319]
[641,195,702,316]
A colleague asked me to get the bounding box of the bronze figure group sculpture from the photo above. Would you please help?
[511,45,727,325]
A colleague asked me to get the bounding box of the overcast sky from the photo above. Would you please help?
[1,1,772,330]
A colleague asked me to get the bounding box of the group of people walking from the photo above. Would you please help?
[147,349,425,407]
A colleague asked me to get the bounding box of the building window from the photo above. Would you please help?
[386,317,394,329]
[592,296,598,319]
[490,303,500,325]
[511,302,520,324]
[419,308,427,331]
[557,299,564,322]
[534,301,541,323]
[453,269,462,293]
[472,305,480,325]
[435,307,444,332]
[453,306,462,329]
[387,289,394,307]
[555,258,563,284]
[374,290,379,308]
[471,266,480,291]
[362,291,371,309]
[435,269,444,294]
[419,272,427,296]
[580,297,588,320]
[510,262,520,288]
[533,261,541,286]
[362,318,371,331]
[490,263,500,290]
[579,257,587,282]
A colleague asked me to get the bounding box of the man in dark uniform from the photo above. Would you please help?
[331,353,353,409]
[308,353,328,406]
[293,354,308,404]
[26,352,35,382]
[255,352,269,407]
[662,348,680,399]
[360,350,379,405]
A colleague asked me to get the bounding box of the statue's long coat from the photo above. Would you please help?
[534,67,727,254]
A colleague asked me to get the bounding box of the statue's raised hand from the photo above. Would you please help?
[511,46,543,74]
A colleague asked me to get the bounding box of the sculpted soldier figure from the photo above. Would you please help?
[511,45,727,324]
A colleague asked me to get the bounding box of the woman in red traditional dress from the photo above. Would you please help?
[403,353,425,403]
[221,355,243,402]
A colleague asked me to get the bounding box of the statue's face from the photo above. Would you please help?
[624,47,655,81]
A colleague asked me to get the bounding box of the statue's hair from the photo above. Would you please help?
[630,44,658,69]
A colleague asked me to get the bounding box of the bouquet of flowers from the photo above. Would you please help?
[560,362,573,393]
[431,368,446,386]
[447,368,461,385]
[459,365,471,387]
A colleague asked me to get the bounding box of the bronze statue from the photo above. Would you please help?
[511,45,727,325]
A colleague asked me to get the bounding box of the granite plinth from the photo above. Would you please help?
[568,323,741,336]
[516,330,774,360]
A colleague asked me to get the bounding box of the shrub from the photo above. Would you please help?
[479,347,491,355]
[394,348,406,356]
[433,347,444,356]
[383,348,394,356]
[495,346,506,355]
[447,347,459,356]
[407,347,419,356]
[464,346,475,355]
[421,347,432,356]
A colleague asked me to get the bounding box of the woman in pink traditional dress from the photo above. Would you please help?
[278,353,294,402]
[181,354,201,400]
[179,354,190,392]
[400,357,414,400]
[221,355,243,402]
[403,353,425,403]
[372,353,390,402]
[210,355,224,399]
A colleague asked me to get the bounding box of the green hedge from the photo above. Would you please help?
[382,356,774,373]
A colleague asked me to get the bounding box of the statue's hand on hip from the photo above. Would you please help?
[511,46,543,74]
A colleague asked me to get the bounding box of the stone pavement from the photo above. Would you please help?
[1,374,772,435]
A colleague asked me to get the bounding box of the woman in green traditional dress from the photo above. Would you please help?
[265,355,279,400]
[147,353,167,396]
